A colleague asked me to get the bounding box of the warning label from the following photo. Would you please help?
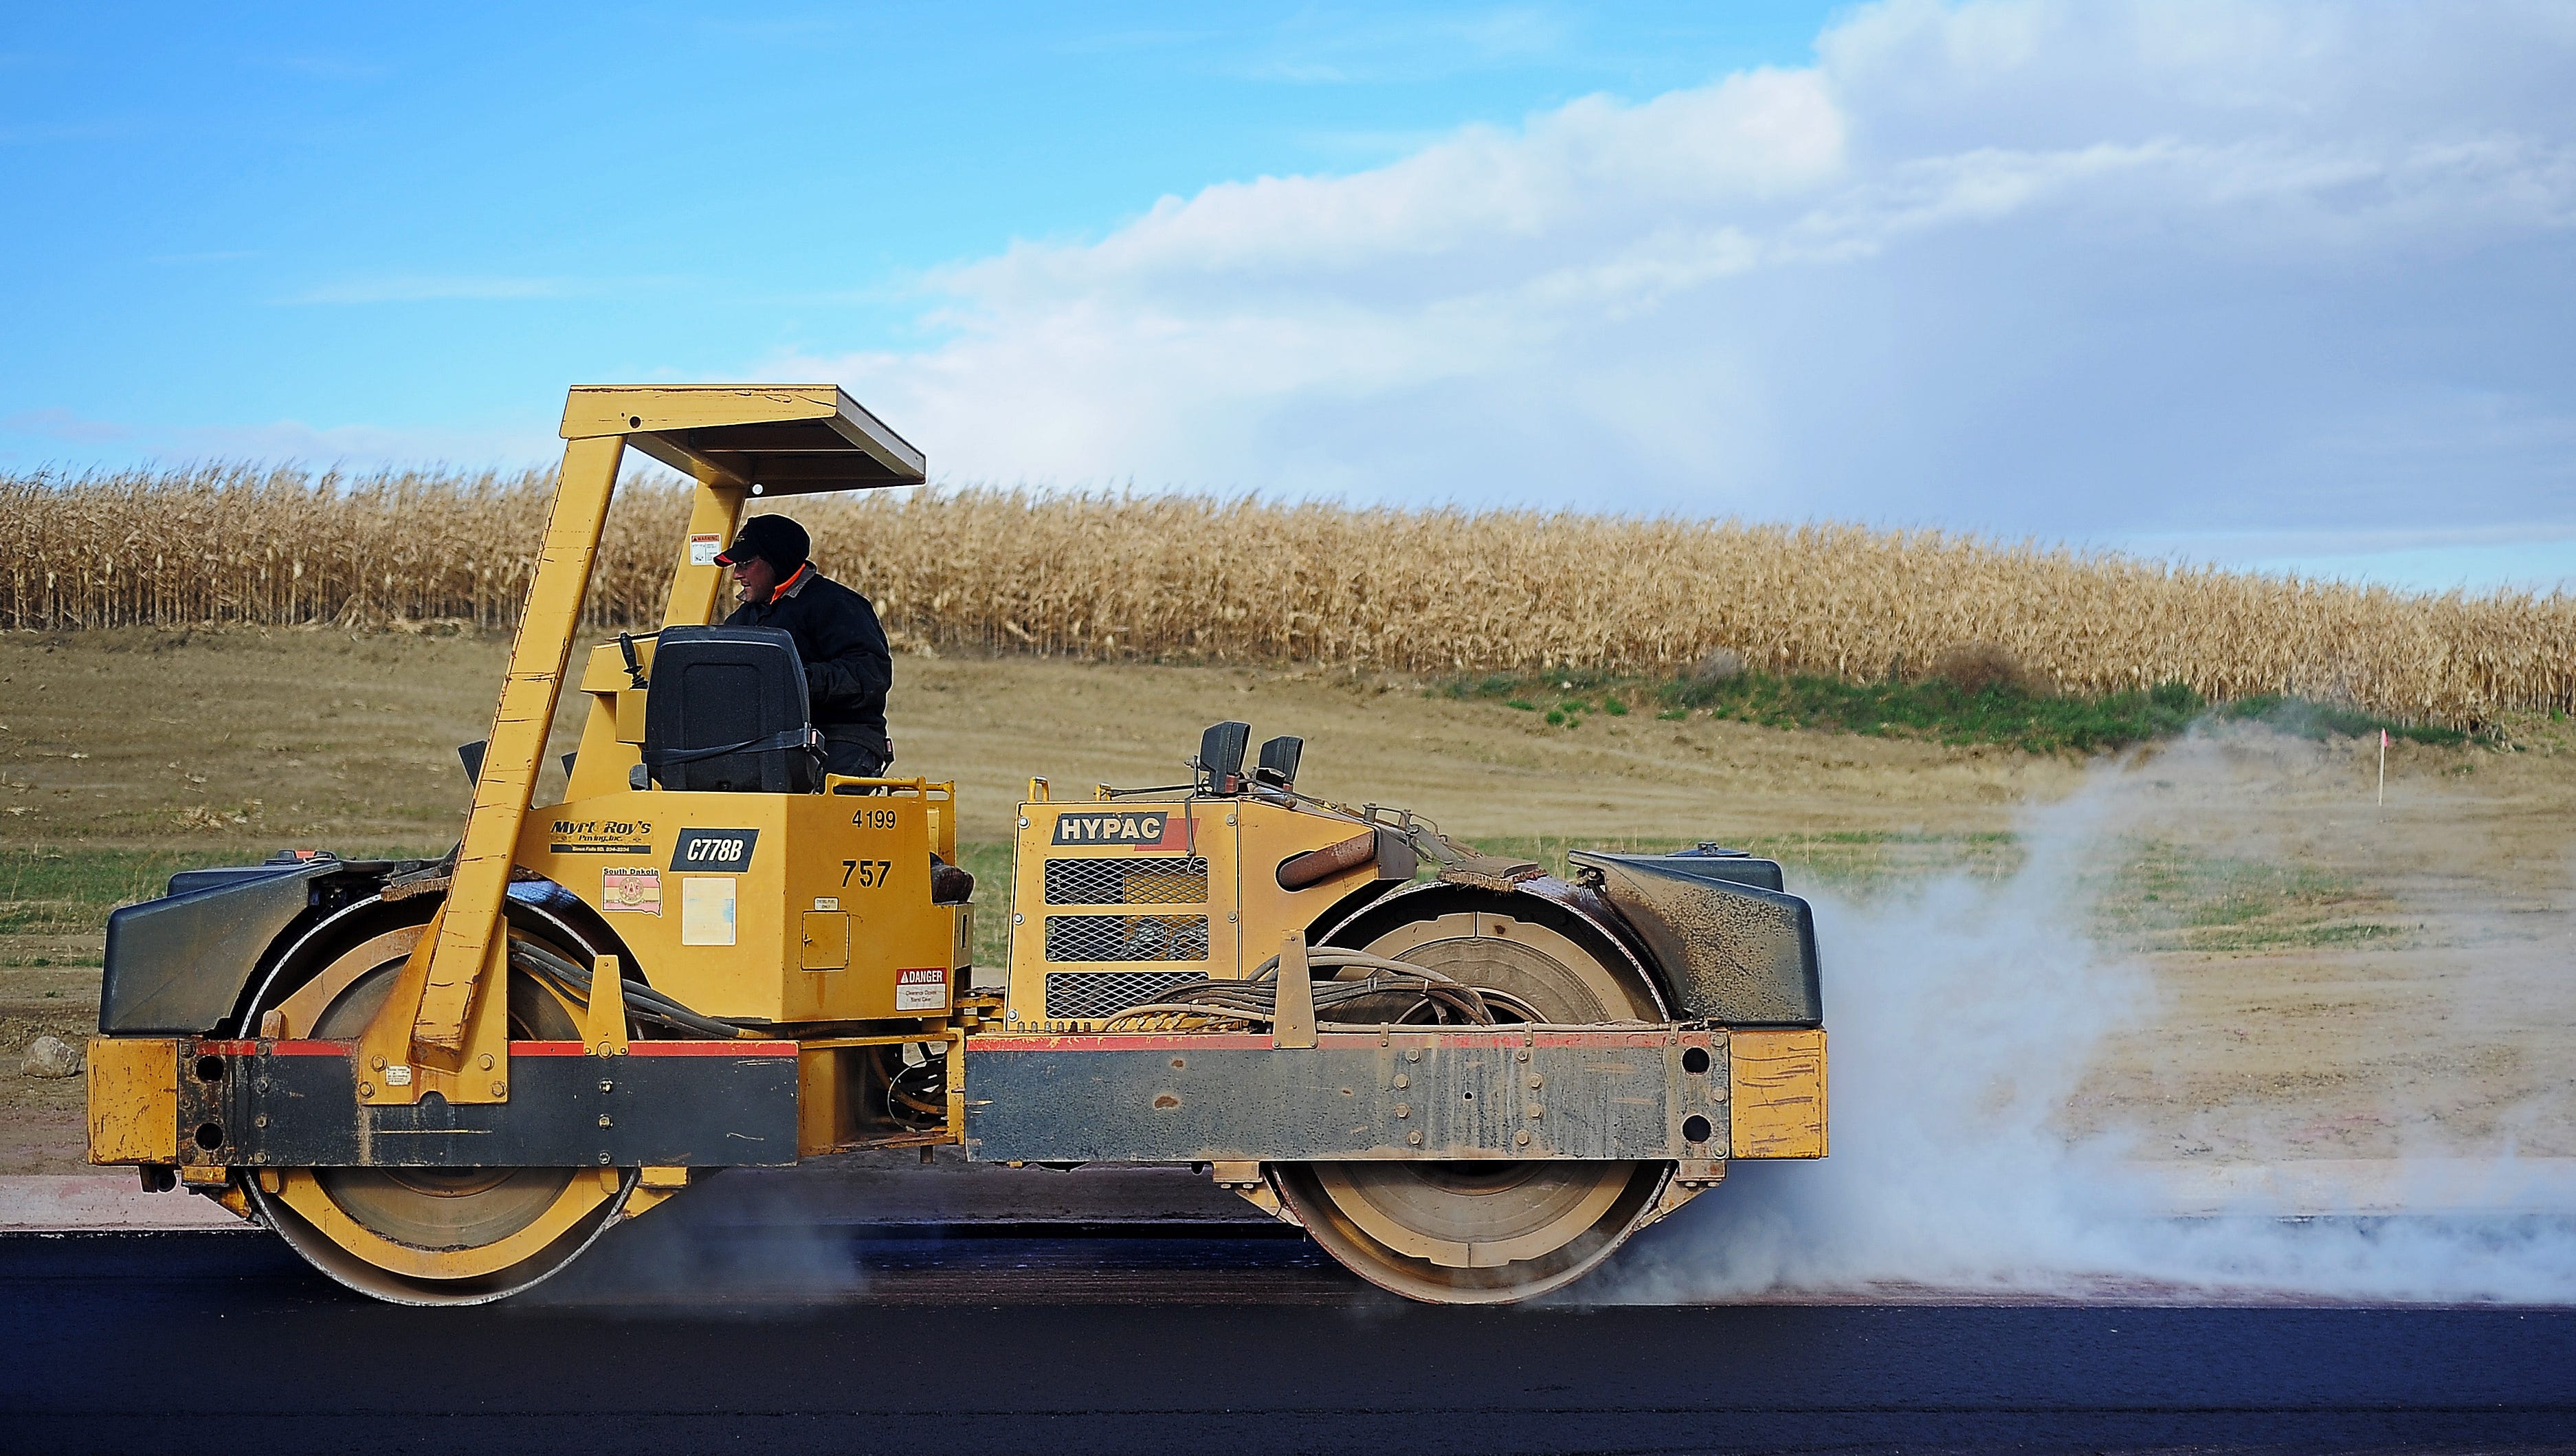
[894,967,946,1012]
[690,533,724,566]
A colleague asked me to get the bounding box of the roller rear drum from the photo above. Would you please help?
[1279,903,1671,1303]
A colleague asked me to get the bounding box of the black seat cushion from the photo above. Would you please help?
[641,627,822,793]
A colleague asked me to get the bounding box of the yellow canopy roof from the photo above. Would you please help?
[559,384,925,495]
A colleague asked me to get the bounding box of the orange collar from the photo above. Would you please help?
[768,562,812,604]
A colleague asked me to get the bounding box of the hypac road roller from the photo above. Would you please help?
[84,385,1828,1304]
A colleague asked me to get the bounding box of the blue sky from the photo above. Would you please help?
[5,1,2573,595]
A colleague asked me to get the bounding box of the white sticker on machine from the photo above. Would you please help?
[680,876,737,946]
[689,533,723,566]
[894,966,946,1011]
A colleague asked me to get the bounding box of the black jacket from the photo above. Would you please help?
[724,565,891,753]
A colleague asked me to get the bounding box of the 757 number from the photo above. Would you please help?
[841,859,894,889]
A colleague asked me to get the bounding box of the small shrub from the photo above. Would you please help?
[1927,641,2034,696]
[1689,648,1744,687]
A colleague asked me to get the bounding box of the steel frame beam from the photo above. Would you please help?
[963,1028,1729,1164]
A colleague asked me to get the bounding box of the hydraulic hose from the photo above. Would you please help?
[507,939,761,1041]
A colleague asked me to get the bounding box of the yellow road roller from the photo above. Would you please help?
[83,385,1827,1304]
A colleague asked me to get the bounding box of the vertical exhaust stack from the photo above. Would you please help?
[1197,721,1252,794]
[1254,735,1303,791]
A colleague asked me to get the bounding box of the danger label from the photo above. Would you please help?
[1050,811,1187,848]
[894,966,946,1012]
[689,533,723,566]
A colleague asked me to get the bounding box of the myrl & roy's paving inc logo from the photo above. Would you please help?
[1050,810,1189,849]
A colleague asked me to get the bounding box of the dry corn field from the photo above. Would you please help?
[5,465,2571,729]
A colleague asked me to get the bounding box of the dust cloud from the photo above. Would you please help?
[1607,727,2576,1305]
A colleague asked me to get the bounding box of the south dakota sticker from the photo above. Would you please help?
[601,868,661,914]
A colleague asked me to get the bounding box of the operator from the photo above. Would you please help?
[714,514,894,780]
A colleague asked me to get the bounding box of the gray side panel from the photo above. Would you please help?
[99,863,337,1035]
[1581,859,1823,1026]
[963,1033,1726,1163]
[179,1045,801,1169]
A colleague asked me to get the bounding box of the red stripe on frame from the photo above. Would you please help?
[966,1030,1707,1053]
[194,1039,354,1057]
[970,1033,1263,1052]
[510,1040,797,1057]
[183,1037,797,1059]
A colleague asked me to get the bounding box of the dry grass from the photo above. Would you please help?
[6,466,2570,728]
[0,465,679,630]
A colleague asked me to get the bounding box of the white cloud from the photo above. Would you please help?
[3,406,132,444]
[779,0,2576,551]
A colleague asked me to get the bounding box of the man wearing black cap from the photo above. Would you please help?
[715,514,895,779]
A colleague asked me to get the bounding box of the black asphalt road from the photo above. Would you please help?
[6,1226,2573,1455]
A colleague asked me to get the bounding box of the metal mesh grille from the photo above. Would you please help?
[1043,914,1210,963]
[1044,856,1208,905]
[1043,971,1205,1019]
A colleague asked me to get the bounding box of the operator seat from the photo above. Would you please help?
[640,626,823,792]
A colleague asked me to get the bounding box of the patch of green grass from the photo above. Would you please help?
[1436,665,2469,757]
[0,846,253,936]
[2212,694,2466,746]
[0,843,443,938]
[954,841,1016,971]
[1375,828,2410,956]
[1665,673,2207,753]
[1465,830,2022,892]
[2186,921,2408,952]
[2090,839,2395,952]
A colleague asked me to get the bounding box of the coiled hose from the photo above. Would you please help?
[509,938,761,1041]
[1097,947,1664,1033]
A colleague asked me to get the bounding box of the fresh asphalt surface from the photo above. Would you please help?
[7,1215,2574,1455]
